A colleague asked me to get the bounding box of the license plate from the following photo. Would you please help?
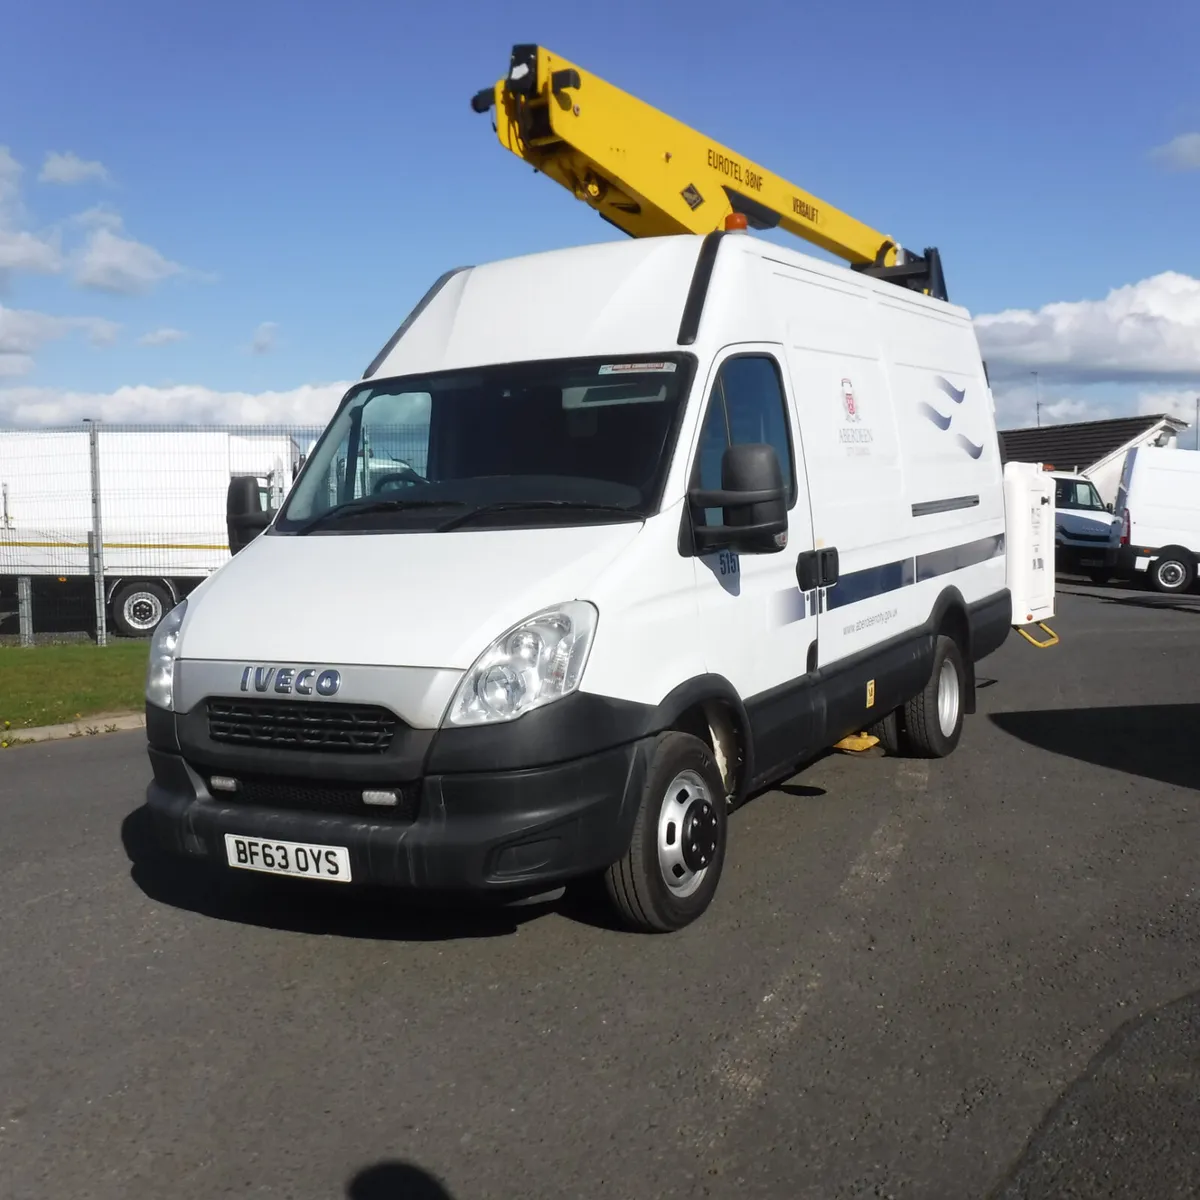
[224,834,352,883]
[1080,558,1103,566]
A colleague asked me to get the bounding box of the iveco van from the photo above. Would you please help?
[144,229,1014,932]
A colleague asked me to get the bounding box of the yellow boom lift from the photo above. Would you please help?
[472,44,948,302]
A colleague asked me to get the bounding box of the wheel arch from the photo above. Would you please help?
[647,674,754,804]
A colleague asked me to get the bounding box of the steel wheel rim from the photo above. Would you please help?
[937,658,960,738]
[124,591,163,633]
[1158,561,1185,589]
[657,769,717,899]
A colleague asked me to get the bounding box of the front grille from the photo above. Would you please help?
[207,698,397,754]
[210,774,419,820]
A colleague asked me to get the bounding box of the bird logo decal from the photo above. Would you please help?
[919,376,983,459]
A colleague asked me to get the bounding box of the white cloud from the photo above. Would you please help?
[250,321,279,354]
[976,271,1200,385]
[1136,389,1200,423]
[0,304,119,377]
[69,205,123,231]
[0,354,34,378]
[0,146,22,211]
[0,380,350,427]
[39,151,110,186]
[74,226,183,294]
[1150,132,1200,172]
[138,327,187,346]
[0,148,61,279]
[0,228,62,275]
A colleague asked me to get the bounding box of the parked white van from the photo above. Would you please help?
[144,230,1014,931]
[1111,444,1200,594]
[1048,469,1113,581]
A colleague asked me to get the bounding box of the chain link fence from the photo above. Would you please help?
[1,422,323,645]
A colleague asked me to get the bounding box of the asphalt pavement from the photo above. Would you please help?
[2,581,1198,1199]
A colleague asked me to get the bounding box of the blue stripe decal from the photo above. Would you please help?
[915,534,1006,582]
[826,557,915,610]
[823,534,1005,610]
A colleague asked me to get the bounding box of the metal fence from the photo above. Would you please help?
[0,422,326,644]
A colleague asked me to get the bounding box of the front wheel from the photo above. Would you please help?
[902,634,966,758]
[1150,552,1195,595]
[604,732,727,933]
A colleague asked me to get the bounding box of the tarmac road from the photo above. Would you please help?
[2,581,1198,1199]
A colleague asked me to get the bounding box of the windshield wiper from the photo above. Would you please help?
[294,497,466,535]
[435,500,637,533]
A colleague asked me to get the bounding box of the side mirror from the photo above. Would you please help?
[227,476,272,554]
[1106,501,1114,513]
[688,443,788,555]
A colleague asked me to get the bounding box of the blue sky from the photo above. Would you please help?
[1,0,1198,428]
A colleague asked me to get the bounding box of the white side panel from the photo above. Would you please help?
[1125,446,1200,552]
[0,431,92,575]
[1004,462,1055,623]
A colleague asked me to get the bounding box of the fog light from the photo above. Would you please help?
[210,776,239,793]
[362,789,399,807]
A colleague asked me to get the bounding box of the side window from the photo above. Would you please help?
[694,355,795,525]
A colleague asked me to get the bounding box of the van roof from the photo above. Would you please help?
[365,233,974,383]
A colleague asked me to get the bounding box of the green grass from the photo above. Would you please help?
[1,642,148,735]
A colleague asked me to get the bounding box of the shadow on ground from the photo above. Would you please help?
[1059,585,1200,616]
[991,705,1200,791]
[119,803,629,940]
[989,991,1200,1198]
[347,1161,456,1199]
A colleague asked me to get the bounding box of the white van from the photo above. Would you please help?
[1111,444,1200,593]
[143,231,1014,932]
[1048,470,1113,581]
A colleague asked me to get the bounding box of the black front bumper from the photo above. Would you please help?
[146,738,650,891]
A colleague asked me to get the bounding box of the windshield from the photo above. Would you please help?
[1055,478,1106,511]
[276,355,696,533]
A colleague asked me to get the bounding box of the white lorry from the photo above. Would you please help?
[140,229,1044,932]
[1110,444,1200,594]
[0,428,300,637]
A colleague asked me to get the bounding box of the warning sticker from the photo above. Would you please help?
[598,362,677,375]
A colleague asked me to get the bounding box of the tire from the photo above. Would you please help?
[868,708,905,755]
[902,634,966,759]
[111,581,172,638]
[604,732,727,933]
[1149,552,1195,595]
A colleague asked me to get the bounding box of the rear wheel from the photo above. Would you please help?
[111,581,172,638]
[902,634,966,758]
[1150,552,1195,595]
[868,708,905,755]
[604,732,727,933]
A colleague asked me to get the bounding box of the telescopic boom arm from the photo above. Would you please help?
[472,44,947,301]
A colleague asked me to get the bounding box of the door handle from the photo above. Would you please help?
[796,551,820,591]
[797,548,839,590]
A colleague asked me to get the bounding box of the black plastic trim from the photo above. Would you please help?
[967,590,1012,662]
[146,739,649,891]
[176,700,436,783]
[362,267,470,379]
[676,231,725,346]
[912,494,980,517]
[145,702,179,754]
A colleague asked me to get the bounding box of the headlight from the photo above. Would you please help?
[145,599,188,710]
[446,602,598,727]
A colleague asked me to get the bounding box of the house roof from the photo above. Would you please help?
[998,414,1186,471]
